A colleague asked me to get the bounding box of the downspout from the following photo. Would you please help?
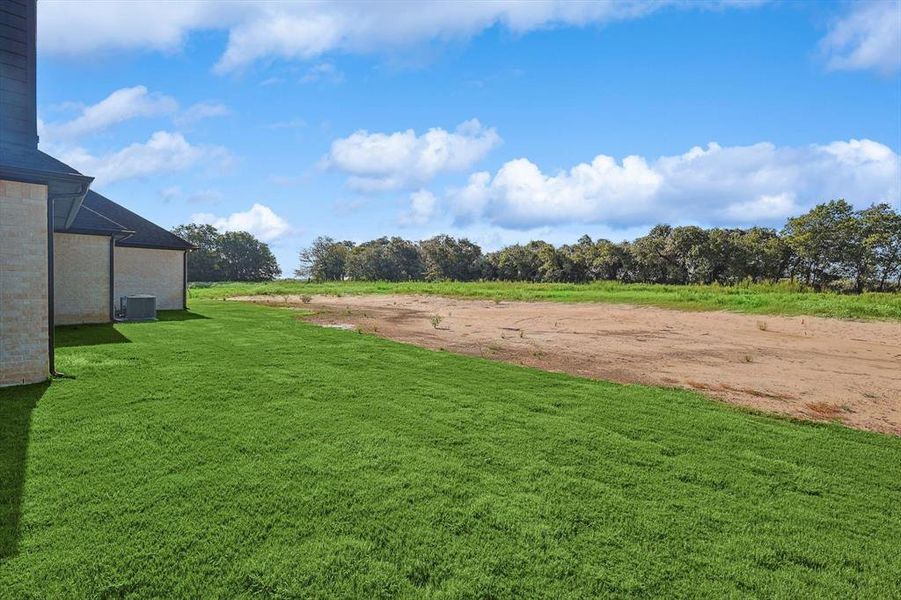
[47,197,55,376]
[183,251,189,309]
[109,236,115,321]
[110,231,134,320]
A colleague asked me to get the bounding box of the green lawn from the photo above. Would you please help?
[1,301,899,598]
[190,280,901,320]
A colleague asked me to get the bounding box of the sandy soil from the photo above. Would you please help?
[237,294,901,435]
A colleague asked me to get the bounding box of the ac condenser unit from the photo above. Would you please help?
[119,295,157,321]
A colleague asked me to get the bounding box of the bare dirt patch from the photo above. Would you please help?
[238,294,901,435]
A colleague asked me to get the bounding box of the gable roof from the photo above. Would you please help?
[0,148,83,177]
[64,202,133,237]
[57,190,195,251]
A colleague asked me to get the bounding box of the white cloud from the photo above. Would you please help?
[821,0,901,74]
[719,192,799,221]
[192,203,292,241]
[37,1,238,56]
[400,189,438,226]
[38,1,764,73]
[58,131,232,186]
[325,119,501,192]
[175,101,231,126]
[448,139,901,229]
[41,86,177,141]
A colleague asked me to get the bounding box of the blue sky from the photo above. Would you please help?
[36,1,901,273]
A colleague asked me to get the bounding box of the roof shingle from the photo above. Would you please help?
[58,190,195,251]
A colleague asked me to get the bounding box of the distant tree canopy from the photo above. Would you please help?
[173,224,281,282]
[295,202,901,292]
[295,236,354,281]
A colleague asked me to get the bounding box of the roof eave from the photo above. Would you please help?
[116,240,195,251]
[0,164,93,225]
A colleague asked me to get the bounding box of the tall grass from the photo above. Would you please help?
[188,280,901,320]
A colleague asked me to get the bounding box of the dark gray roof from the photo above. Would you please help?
[58,190,195,251]
[0,148,93,228]
[0,148,84,177]
[60,203,133,237]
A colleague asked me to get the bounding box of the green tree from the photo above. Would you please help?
[218,231,281,281]
[495,242,549,282]
[668,226,711,284]
[783,200,857,290]
[630,225,676,284]
[296,236,354,281]
[554,235,598,283]
[590,239,627,281]
[346,237,423,281]
[172,223,223,281]
[859,203,901,291]
[419,235,483,281]
[731,227,789,283]
[536,242,565,282]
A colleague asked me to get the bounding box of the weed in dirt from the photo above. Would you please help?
[757,320,768,331]
[742,354,753,363]
[430,315,444,329]
[300,295,312,304]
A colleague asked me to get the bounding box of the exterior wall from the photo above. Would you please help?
[53,233,110,325]
[0,179,49,386]
[114,246,185,310]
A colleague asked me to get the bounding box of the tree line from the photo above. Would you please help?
[296,200,901,292]
[173,224,281,282]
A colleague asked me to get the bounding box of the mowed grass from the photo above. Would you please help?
[1,301,900,598]
[190,280,901,320]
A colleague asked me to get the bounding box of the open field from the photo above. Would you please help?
[242,294,901,434]
[190,280,901,321]
[2,301,900,597]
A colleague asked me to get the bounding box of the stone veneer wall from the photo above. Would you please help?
[53,232,110,325]
[114,246,185,310]
[0,179,49,386]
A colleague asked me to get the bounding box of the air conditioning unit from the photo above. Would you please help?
[119,295,157,321]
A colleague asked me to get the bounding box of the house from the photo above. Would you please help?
[1,0,193,386]
[54,190,193,325]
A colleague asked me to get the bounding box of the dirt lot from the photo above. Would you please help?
[238,294,901,435]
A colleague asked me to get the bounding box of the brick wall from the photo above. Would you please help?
[0,179,49,386]
[53,232,110,325]
[114,246,185,310]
